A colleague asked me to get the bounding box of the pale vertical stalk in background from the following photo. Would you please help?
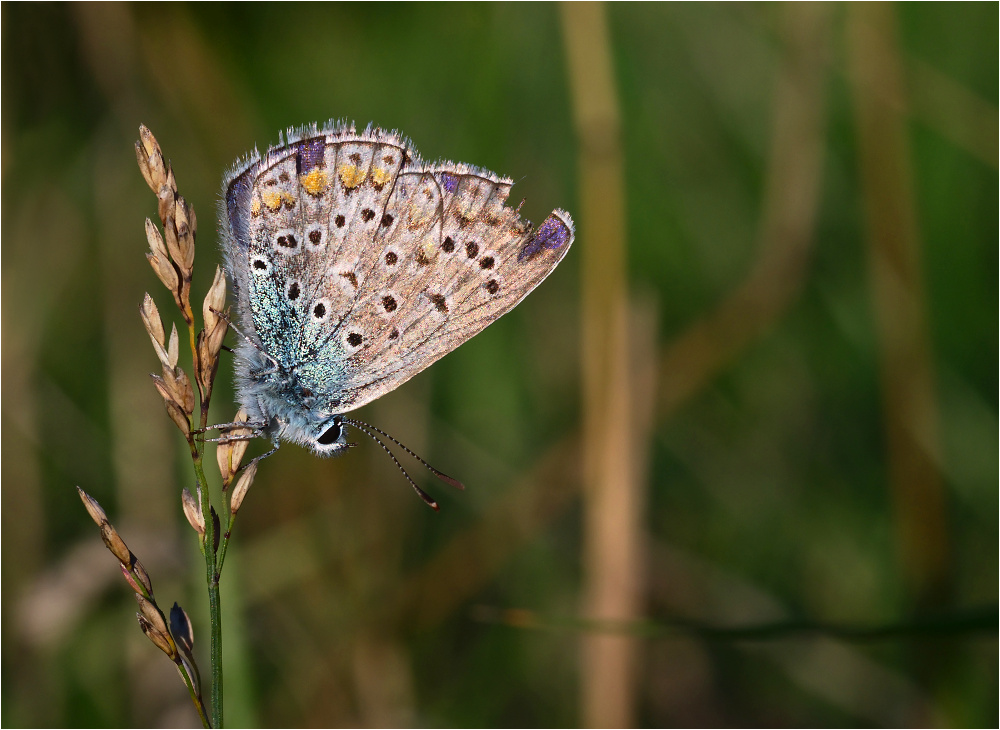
[561,4,641,727]
[846,4,950,609]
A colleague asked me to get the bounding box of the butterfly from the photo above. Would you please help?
[220,122,574,507]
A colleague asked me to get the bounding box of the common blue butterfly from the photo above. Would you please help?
[220,122,574,506]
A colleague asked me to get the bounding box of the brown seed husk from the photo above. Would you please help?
[76,487,107,526]
[181,488,206,535]
[230,460,258,514]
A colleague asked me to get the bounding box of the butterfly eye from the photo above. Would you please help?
[317,419,342,446]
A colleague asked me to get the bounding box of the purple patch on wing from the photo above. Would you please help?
[226,173,254,249]
[439,172,459,193]
[296,137,326,175]
[517,216,570,262]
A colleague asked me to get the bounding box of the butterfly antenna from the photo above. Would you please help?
[343,418,465,491]
[344,419,441,511]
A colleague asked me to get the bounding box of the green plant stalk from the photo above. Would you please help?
[194,451,222,728]
[217,511,236,574]
[175,660,210,728]
[190,324,223,730]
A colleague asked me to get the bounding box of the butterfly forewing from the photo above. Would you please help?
[311,174,573,412]
[231,150,311,367]
[294,138,408,362]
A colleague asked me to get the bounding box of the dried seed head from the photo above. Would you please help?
[147,250,181,299]
[204,317,228,366]
[181,487,206,536]
[145,217,168,257]
[140,297,180,371]
[196,331,216,397]
[173,196,196,271]
[167,324,179,370]
[230,415,253,468]
[149,329,170,370]
[138,127,196,320]
[137,125,172,196]
[120,562,144,595]
[188,205,198,244]
[136,140,156,191]
[164,365,195,415]
[76,487,107,526]
[135,593,169,635]
[154,367,194,419]
[216,408,252,484]
[132,559,153,596]
[100,522,132,565]
[170,603,195,655]
[216,441,233,485]
[158,391,192,437]
[179,369,196,414]
[120,560,154,598]
[144,218,181,293]
[165,165,177,197]
[137,613,178,660]
[203,268,227,345]
[230,460,258,514]
[157,186,173,233]
[150,373,172,403]
[163,213,184,272]
[199,268,228,387]
[139,293,166,349]
[208,311,228,348]
[138,124,159,162]
[202,268,226,329]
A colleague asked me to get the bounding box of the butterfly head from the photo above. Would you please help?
[303,415,350,456]
[235,341,350,457]
[259,400,351,457]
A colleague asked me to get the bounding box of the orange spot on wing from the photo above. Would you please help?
[262,190,282,211]
[299,169,329,196]
[371,167,392,188]
[339,164,366,189]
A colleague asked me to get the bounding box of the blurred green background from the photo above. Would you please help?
[2,2,996,727]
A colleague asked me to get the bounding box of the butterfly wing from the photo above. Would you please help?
[222,126,409,372]
[295,165,574,413]
[223,123,573,418]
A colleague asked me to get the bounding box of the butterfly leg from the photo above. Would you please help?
[201,431,265,445]
[197,419,267,432]
[246,437,280,464]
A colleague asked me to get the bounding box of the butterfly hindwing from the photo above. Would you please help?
[292,168,446,399]
[310,167,573,412]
